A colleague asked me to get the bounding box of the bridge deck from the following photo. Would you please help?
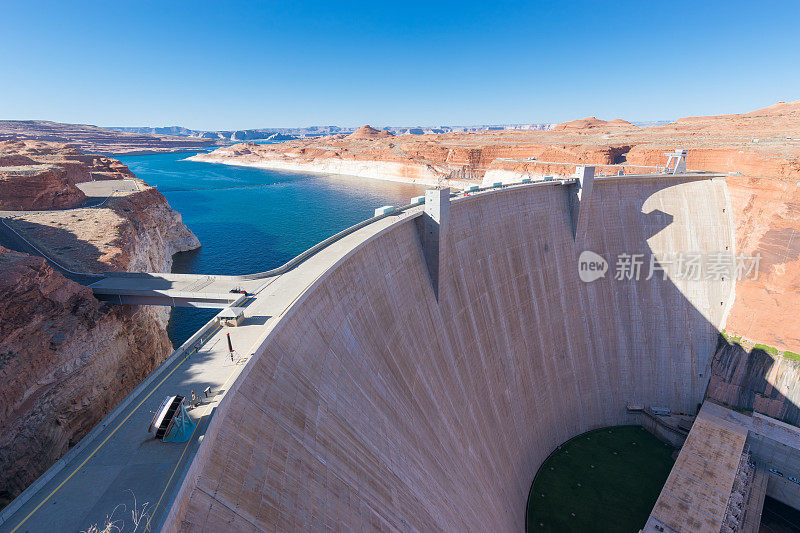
[89,273,264,308]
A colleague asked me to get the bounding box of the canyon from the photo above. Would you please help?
[0,140,199,507]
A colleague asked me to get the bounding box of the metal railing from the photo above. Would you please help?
[240,177,578,280]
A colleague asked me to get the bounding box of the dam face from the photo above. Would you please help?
[167,176,734,531]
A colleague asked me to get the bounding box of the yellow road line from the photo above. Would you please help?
[144,364,242,531]
[9,326,220,533]
[143,415,201,532]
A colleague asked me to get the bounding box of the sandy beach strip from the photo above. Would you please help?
[184,154,476,189]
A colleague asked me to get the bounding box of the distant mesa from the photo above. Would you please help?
[743,99,800,117]
[0,120,218,154]
[230,130,298,142]
[553,116,636,131]
[198,129,299,142]
[348,125,394,139]
[263,132,298,142]
[108,126,299,143]
[671,99,800,129]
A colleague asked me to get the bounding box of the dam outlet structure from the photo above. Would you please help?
[163,168,736,531]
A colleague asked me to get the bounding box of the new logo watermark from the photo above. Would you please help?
[577,251,761,283]
[578,250,608,282]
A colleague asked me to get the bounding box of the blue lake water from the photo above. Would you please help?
[117,152,427,347]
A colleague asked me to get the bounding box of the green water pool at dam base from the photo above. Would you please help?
[526,425,676,533]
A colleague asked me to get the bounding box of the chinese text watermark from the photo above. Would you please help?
[578,251,760,283]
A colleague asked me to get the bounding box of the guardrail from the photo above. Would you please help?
[239,199,425,280]
[88,179,575,285]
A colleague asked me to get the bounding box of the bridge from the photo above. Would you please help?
[88,272,260,308]
[0,160,732,532]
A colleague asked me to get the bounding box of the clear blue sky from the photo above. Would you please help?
[1,0,798,130]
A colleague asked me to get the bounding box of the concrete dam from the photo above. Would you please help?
[164,171,735,531]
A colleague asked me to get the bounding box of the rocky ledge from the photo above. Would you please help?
[0,247,174,506]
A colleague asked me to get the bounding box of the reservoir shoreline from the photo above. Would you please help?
[185,154,475,189]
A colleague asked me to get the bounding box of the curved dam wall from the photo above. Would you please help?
[167,176,734,531]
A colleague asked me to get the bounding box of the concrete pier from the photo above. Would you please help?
[421,187,449,299]
[568,165,595,242]
[645,402,800,533]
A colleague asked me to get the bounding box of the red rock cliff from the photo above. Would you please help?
[722,176,800,351]
[0,247,173,505]
[707,338,800,425]
[0,142,200,507]
[0,140,138,210]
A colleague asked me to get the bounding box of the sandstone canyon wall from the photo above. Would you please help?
[707,338,800,426]
[0,139,136,211]
[722,176,800,352]
[0,163,86,210]
[0,247,173,506]
[701,174,800,425]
